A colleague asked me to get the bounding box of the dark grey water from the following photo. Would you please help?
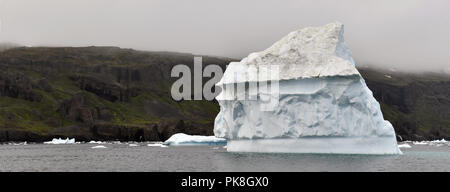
[0,143,449,172]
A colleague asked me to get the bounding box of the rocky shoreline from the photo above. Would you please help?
[0,120,213,142]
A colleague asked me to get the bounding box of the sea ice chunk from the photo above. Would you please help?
[147,143,168,147]
[214,22,401,154]
[88,141,105,144]
[91,145,107,149]
[398,144,412,148]
[164,133,227,146]
[44,138,76,144]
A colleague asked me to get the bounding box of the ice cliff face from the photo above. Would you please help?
[214,22,401,154]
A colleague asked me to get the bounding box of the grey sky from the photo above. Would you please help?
[0,0,449,72]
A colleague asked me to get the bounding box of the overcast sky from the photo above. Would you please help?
[0,0,449,72]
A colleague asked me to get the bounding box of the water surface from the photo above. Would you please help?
[0,143,448,171]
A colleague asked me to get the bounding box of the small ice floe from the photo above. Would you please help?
[384,74,392,79]
[412,139,448,146]
[429,139,447,147]
[88,141,104,144]
[413,141,428,145]
[398,144,412,148]
[223,146,228,149]
[164,133,227,146]
[147,143,167,148]
[129,144,139,147]
[11,141,27,146]
[430,139,447,144]
[44,138,76,144]
[91,145,107,149]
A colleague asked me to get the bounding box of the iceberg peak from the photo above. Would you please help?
[217,22,360,85]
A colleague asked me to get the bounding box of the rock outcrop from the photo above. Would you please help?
[0,72,42,102]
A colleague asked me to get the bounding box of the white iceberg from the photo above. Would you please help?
[91,145,107,149]
[44,138,76,144]
[164,133,227,146]
[413,141,428,145]
[412,139,448,146]
[88,141,105,144]
[129,144,139,147]
[398,143,412,148]
[430,139,447,144]
[214,22,401,154]
[147,143,168,147]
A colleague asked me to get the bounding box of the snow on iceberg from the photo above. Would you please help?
[164,133,227,146]
[214,22,401,154]
[44,138,76,144]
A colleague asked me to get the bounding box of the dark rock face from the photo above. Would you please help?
[36,78,53,92]
[96,105,113,121]
[70,75,139,102]
[57,93,95,124]
[0,73,42,102]
[0,130,46,142]
[91,122,160,141]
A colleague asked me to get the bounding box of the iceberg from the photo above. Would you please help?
[91,145,107,149]
[412,141,428,145]
[412,139,448,146]
[88,141,105,144]
[164,133,227,146]
[214,22,401,154]
[398,143,412,148]
[44,138,76,144]
[147,143,168,148]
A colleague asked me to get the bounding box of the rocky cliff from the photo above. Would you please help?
[0,46,231,142]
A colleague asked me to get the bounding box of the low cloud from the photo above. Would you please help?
[0,0,449,72]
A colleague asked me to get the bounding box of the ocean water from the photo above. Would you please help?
[0,142,449,172]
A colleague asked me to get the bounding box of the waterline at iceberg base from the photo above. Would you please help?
[227,137,399,154]
[213,22,401,154]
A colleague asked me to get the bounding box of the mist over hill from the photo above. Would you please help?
[0,42,21,52]
[0,46,448,142]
